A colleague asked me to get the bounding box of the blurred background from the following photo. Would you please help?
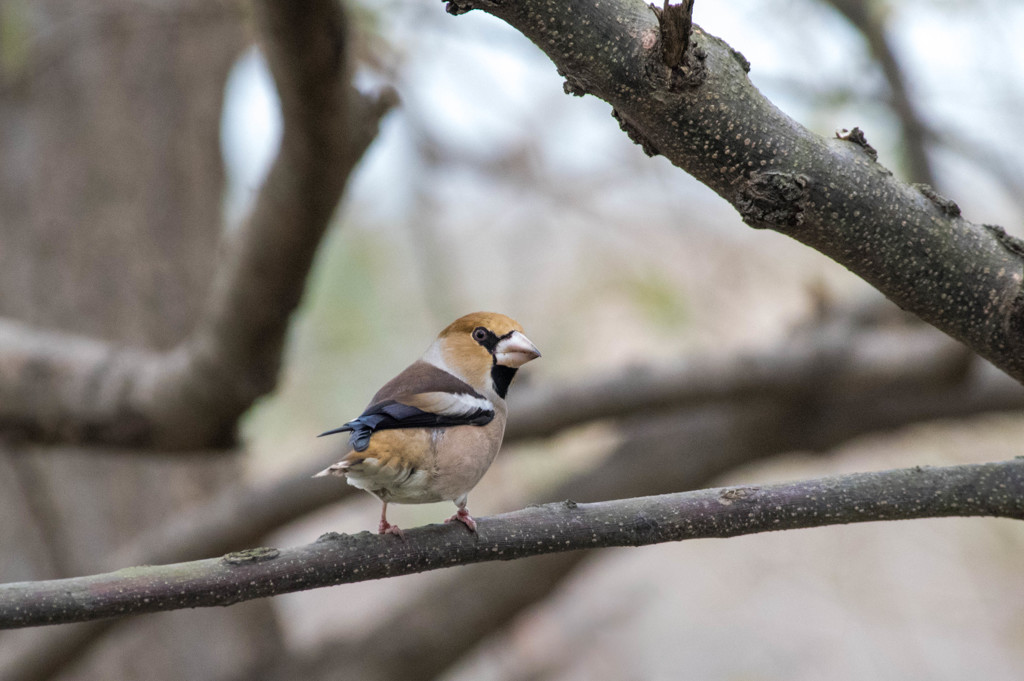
[2,0,1023,680]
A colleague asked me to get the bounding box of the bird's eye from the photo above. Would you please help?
[472,327,488,342]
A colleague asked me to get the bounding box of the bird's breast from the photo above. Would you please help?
[427,413,507,501]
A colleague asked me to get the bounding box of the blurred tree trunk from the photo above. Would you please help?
[0,1,283,678]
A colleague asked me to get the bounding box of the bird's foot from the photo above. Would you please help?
[378,520,405,538]
[445,507,477,532]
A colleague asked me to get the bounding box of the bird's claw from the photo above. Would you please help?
[378,520,405,538]
[445,508,477,532]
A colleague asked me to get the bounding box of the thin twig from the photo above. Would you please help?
[508,324,973,440]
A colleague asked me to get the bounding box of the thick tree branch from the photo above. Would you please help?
[0,0,394,448]
[0,459,1020,629]
[447,0,1024,382]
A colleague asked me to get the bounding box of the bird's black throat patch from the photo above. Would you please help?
[491,365,518,399]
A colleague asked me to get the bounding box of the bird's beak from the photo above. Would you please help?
[494,331,541,368]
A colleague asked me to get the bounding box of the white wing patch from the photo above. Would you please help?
[405,391,494,418]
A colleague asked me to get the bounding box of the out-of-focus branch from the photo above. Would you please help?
[234,551,590,681]
[2,459,1021,629]
[0,0,395,449]
[0,621,118,681]
[824,0,934,185]
[509,323,971,441]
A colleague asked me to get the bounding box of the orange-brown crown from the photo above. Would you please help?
[438,312,525,340]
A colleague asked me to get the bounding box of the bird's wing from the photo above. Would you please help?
[318,361,495,451]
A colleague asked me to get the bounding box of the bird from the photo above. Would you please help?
[314,312,540,537]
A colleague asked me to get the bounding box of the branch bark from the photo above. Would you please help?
[1,459,1021,629]
[0,0,394,449]
[445,0,1024,382]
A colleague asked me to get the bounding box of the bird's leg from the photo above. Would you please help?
[445,496,477,532]
[378,502,404,537]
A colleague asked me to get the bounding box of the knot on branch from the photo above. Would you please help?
[315,531,369,548]
[983,224,1024,355]
[222,547,280,565]
[651,1,706,90]
[558,68,588,97]
[985,224,1024,260]
[445,1,474,16]
[717,486,761,505]
[628,513,660,546]
[836,127,878,161]
[612,108,660,157]
[736,171,810,231]
[444,0,498,15]
[915,183,961,217]
[1004,289,1024,354]
[730,46,751,73]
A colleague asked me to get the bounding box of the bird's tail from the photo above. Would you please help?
[312,461,350,478]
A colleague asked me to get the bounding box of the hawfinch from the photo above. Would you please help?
[315,312,540,536]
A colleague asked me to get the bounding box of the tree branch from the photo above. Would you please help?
[0,0,395,449]
[1,459,1021,629]
[446,0,1024,382]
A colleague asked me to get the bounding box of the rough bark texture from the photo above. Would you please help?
[1,459,1021,629]
[447,0,1024,382]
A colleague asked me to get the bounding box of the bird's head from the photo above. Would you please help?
[426,312,541,398]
